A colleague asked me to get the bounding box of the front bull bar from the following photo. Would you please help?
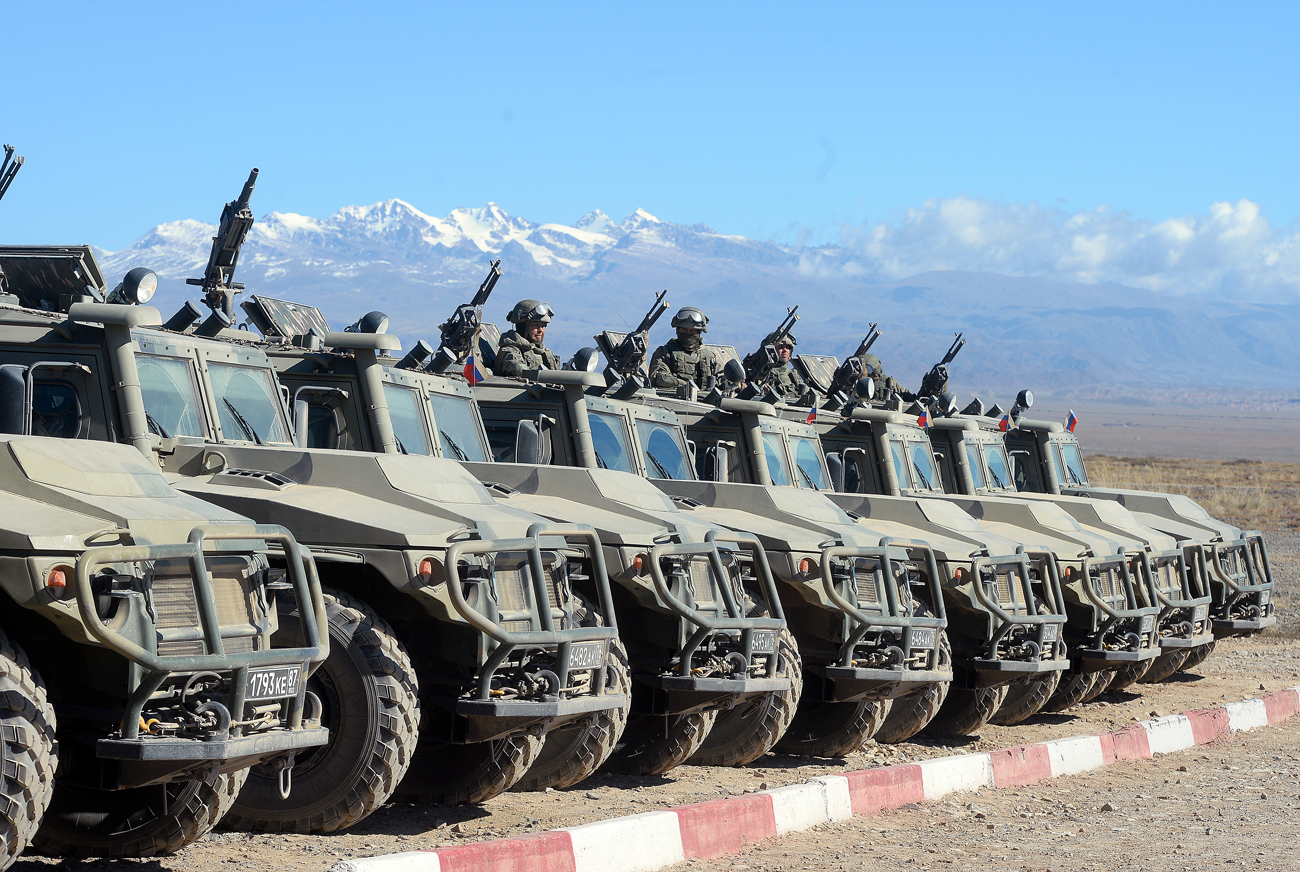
[1138,548,1214,650]
[961,548,1069,675]
[1206,534,1276,634]
[1071,550,1160,665]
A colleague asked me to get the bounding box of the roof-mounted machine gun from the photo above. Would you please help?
[188,168,258,324]
[916,331,964,401]
[820,322,881,410]
[738,305,799,400]
[428,259,502,373]
[592,289,669,399]
[0,144,23,204]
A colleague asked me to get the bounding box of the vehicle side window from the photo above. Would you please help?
[382,384,430,455]
[889,439,912,489]
[761,432,792,486]
[137,355,206,438]
[589,412,633,473]
[31,381,83,438]
[304,401,341,449]
[964,444,986,489]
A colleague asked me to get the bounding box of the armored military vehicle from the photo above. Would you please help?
[246,291,791,780]
[0,245,625,831]
[1006,415,1274,655]
[922,398,1214,686]
[0,427,326,862]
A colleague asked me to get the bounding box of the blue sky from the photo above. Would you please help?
[3,1,1299,262]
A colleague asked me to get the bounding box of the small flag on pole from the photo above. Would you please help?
[463,350,485,385]
[917,408,929,429]
[999,412,1012,432]
[1066,409,1079,433]
[806,404,818,425]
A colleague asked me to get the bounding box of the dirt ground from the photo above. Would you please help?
[14,454,1297,872]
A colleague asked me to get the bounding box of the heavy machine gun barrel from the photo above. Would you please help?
[0,145,24,203]
[594,289,669,397]
[822,322,881,407]
[916,331,964,399]
[429,259,502,372]
[188,168,259,319]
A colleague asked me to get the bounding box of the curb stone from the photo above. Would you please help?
[330,687,1300,872]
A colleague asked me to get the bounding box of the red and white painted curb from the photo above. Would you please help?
[331,687,1300,872]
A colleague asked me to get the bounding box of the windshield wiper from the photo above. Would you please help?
[145,412,170,439]
[912,461,934,490]
[644,449,673,479]
[797,464,822,490]
[988,467,1007,488]
[440,430,470,461]
[222,398,262,445]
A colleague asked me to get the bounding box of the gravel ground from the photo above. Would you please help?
[15,634,1297,872]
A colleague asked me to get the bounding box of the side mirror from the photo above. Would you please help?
[703,444,729,482]
[515,415,554,465]
[569,347,600,373]
[722,358,746,384]
[0,365,27,435]
[826,451,845,493]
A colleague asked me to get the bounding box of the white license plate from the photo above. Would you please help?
[1260,590,1271,605]
[1139,614,1156,634]
[569,642,606,670]
[1041,623,1059,643]
[751,630,778,654]
[245,665,301,702]
[1192,604,1209,622]
[910,628,937,649]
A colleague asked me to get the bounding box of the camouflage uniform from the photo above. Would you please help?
[856,352,905,399]
[766,362,809,404]
[494,330,561,378]
[649,337,717,391]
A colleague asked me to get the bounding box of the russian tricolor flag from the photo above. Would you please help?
[463,351,485,386]
[999,413,1012,432]
[916,408,929,429]
[806,404,818,424]
[1066,409,1079,433]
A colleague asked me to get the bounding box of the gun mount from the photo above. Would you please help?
[916,331,964,400]
[593,289,669,399]
[189,168,258,320]
[739,305,799,400]
[429,259,502,373]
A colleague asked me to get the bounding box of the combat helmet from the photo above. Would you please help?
[670,307,709,333]
[507,299,555,326]
[765,330,797,348]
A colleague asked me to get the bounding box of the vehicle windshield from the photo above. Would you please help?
[982,443,1014,490]
[209,362,292,445]
[383,383,431,455]
[908,440,942,492]
[965,443,986,488]
[890,439,912,488]
[589,411,634,473]
[761,431,792,486]
[137,354,205,438]
[791,435,829,490]
[1059,441,1089,486]
[427,393,489,462]
[635,419,694,480]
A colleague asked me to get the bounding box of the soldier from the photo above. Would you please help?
[855,351,907,401]
[649,307,717,393]
[494,299,561,378]
[765,333,813,404]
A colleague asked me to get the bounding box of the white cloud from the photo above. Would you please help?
[816,197,1300,299]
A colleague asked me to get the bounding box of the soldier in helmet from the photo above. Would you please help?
[649,307,718,393]
[494,299,562,379]
[764,332,813,404]
[855,351,907,401]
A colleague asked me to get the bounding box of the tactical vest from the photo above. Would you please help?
[649,339,717,389]
[494,330,561,377]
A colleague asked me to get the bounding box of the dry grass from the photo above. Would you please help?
[1088,455,1300,534]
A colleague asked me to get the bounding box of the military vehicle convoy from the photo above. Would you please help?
[1005,417,1275,649]
[0,243,631,834]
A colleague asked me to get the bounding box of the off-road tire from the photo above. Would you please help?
[1106,659,1153,692]
[1043,669,1101,713]
[395,732,544,804]
[34,770,246,858]
[991,671,1061,726]
[874,603,952,744]
[604,711,719,776]
[774,698,890,757]
[926,683,1009,736]
[0,634,56,870]
[512,638,632,791]
[1179,639,1217,673]
[688,629,802,767]
[1078,669,1116,703]
[223,587,419,833]
[1140,649,1192,684]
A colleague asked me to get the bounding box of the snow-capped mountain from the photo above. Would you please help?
[95,201,1300,397]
